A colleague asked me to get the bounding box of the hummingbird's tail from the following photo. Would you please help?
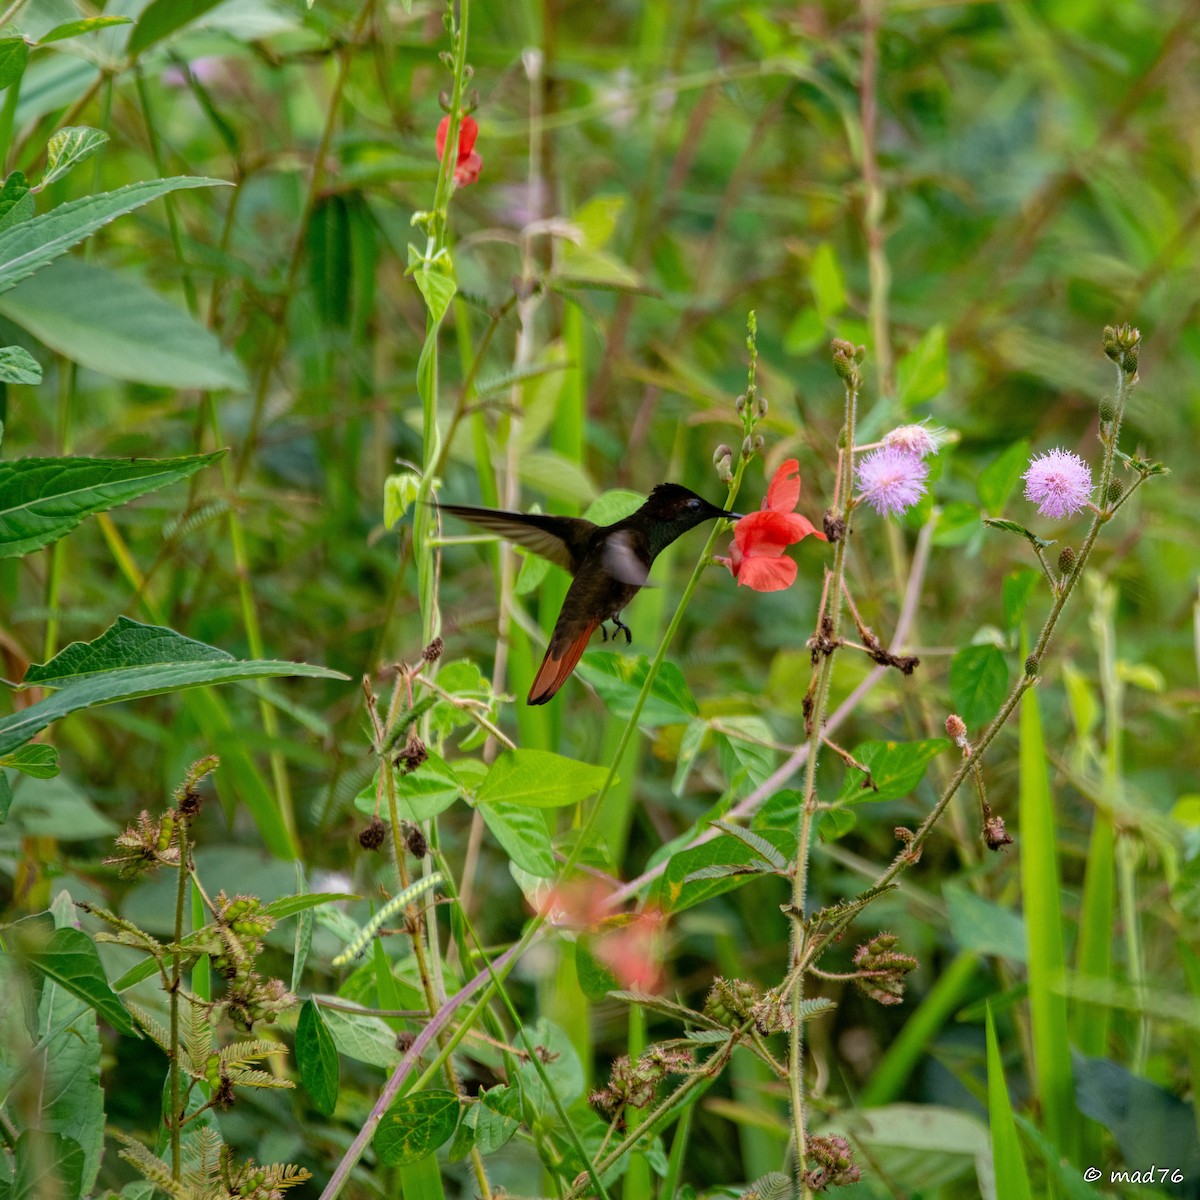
[527,618,599,704]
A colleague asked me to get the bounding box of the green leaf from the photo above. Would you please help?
[476,749,607,808]
[0,171,33,232]
[40,127,109,189]
[15,925,136,1035]
[709,820,787,871]
[0,258,247,389]
[810,241,846,322]
[817,806,857,842]
[986,1006,1035,1200]
[0,39,29,91]
[783,305,825,356]
[982,516,1055,550]
[37,17,134,45]
[0,344,41,384]
[1002,569,1041,630]
[662,828,795,912]
[127,0,228,55]
[837,739,950,804]
[5,1130,85,1200]
[383,471,420,529]
[296,1000,339,1116]
[949,644,1009,729]
[0,773,11,823]
[0,617,347,757]
[0,743,59,778]
[515,1018,585,1107]
[0,177,226,297]
[977,439,1030,513]
[895,324,947,407]
[317,1006,400,1069]
[944,882,1026,961]
[261,891,359,922]
[411,261,456,325]
[0,451,224,559]
[574,652,698,727]
[478,801,554,877]
[353,754,463,822]
[476,1085,521,1154]
[307,194,352,329]
[375,1090,460,1166]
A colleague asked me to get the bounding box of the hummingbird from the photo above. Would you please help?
[440,484,739,704]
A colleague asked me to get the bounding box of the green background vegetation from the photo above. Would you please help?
[0,0,1197,1198]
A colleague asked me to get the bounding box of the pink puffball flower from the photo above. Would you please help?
[855,446,929,517]
[1022,448,1093,519]
[882,423,946,458]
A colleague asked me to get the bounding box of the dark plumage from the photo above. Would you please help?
[440,484,737,703]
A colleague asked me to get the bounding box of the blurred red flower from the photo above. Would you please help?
[436,114,482,187]
[719,458,826,591]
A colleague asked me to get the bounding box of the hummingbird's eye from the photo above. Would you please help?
[687,498,701,510]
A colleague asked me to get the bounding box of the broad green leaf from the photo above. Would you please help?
[319,1006,400,1069]
[0,743,59,778]
[977,439,1030,513]
[383,470,420,529]
[568,195,625,250]
[0,39,28,91]
[784,305,825,356]
[308,194,352,329]
[6,1130,85,1200]
[944,883,1026,962]
[36,896,105,1194]
[0,171,32,231]
[949,644,1008,729]
[476,1085,521,1154]
[895,324,946,406]
[37,17,133,45]
[40,127,109,189]
[16,925,136,1035]
[1002,569,1041,630]
[354,754,462,822]
[986,1006,1034,1200]
[476,749,607,808]
[817,806,857,842]
[836,739,950,804]
[661,828,794,912]
[296,1000,339,1116]
[375,1090,460,1166]
[810,241,846,321]
[515,1018,585,1107]
[480,802,554,877]
[0,176,226,297]
[0,451,224,559]
[127,0,228,55]
[411,260,456,325]
[0,344,41,384]
[0,617,348,757]
[517,448,598,505]
[574,652,698,728]
[0,258,247,389]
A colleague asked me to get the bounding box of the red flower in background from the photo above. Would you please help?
[719,458,826,592]
[436,114,482,187]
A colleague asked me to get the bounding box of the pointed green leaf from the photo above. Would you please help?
[476,749,608,808]
[375,1090,460,1166]
[986,1005,1034,1200]
[478,801,554,877]
[15,925,136,1035]
[0,171,32,231]
[0,617,348,757]
[37,17,134,45]
[127,0,228,55]
[40,127,109,189]
[0,176,227,297]
[0,743,59,778]
[0,39,28,91]
[977,439,1031,513]
[0,451,224,560]
[0,345,41,384]
[896,324,947,407]
[982,516,1055,550]
[6,1130,85,1200]
[296,1000,339,1116]
[836,739,950,804]
[0,258,247,389]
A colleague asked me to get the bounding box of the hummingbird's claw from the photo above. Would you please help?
[611,615,633,645]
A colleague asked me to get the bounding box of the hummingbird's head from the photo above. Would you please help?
[641,484,740,553]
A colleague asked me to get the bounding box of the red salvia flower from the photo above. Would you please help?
[436,114,482,187]
[718,458,826,591]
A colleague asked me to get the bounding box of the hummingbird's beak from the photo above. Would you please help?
[726,511,744,520]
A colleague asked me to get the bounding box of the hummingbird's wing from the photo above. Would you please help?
[528,614,600,705]
[601,529,652,586]
[438,504,596,573]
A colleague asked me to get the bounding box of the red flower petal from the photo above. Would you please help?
[765,457,802,513]
[736,555,798,591]
[456,115,478,160]
[734,509,803,555]
[454,151,483,187]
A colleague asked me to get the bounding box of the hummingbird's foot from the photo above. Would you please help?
[599,624,610,642]
[611,615,633,645]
